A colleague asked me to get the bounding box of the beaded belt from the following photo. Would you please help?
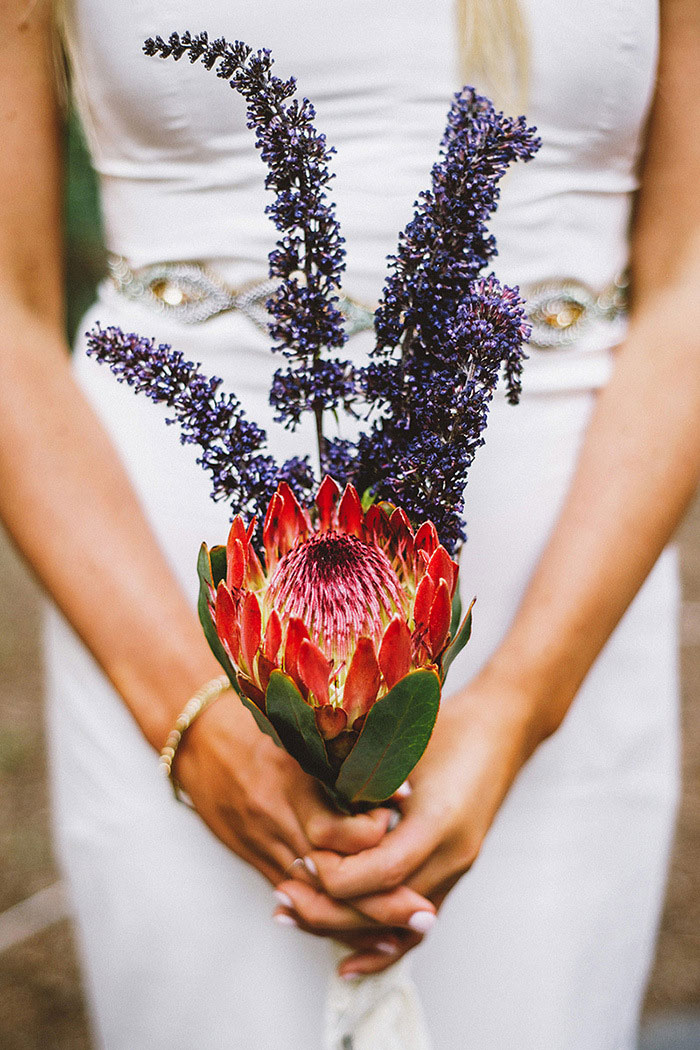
[106,254,628,350]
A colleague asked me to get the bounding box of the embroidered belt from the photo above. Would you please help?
[106,254,628,350]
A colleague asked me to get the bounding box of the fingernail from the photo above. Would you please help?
[274,890,294,908]
[273,911,298,927]
[303,856,318,877]
[387,810,401,831]
[395,781,412,798]
[341,970,360,981]
[288,857,315,886]
[375,941,398,955]
[408,910,436,933]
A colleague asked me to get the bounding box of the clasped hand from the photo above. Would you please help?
[273,673,536,978]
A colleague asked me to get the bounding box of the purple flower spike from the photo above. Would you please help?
[144,32,359,471]
[85,325,315,520]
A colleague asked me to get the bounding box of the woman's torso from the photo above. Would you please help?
[66,0,658,305]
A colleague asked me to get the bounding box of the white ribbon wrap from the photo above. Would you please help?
[325,943,433,1050]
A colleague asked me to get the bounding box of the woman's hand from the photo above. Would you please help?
[175,693,400,885]
[277,669,538,976]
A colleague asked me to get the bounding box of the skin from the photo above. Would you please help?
[1,0,698,981]
[273,0,700,976]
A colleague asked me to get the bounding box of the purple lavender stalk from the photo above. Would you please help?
[143,32,356,471]
[344,88,540,549]
[87,40,541,554]
[85,325,315,517]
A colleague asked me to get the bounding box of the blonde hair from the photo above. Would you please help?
[456,0,529,113]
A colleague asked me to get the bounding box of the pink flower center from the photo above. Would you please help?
[267,532,405,659]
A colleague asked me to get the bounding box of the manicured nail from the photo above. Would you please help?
[341,970,360,981]
[303,856,318,877]
[408,910,436,933]
[375,941,398,955]
[288,857,315,886]
[274,890,294,908]
[273,911,298,927]
[387,810,401,831]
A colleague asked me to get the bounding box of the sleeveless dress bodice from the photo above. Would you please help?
[66,0,658,388]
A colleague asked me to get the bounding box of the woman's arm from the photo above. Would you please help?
[282,0,700,974]
[0,1,416,905]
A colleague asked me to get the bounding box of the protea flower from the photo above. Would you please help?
[198,477,474,809]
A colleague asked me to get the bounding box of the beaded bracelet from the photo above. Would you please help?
[158,674,231,806]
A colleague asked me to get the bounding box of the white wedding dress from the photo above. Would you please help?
[48,1,679,1048]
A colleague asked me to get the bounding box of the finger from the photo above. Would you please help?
[404,848,476,904]
[218,795,311,867]
[345,885,436,932]
[274,881,376,932]
[233,822,308,887]
[299,805,395,854]
[277,879,436,933]
[272,908,404,956]
[307,814,438,898]
[337,932,424,979]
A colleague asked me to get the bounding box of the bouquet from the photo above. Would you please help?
[87,32,540,812]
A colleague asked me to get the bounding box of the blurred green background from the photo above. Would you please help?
[0,112,698,1050]
[64,111,105,344]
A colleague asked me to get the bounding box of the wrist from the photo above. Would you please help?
[475,641,575,753]
[109,621,224,750]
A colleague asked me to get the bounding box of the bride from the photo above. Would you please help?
[1,1,698,1047]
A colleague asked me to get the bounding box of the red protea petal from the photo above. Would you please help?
[246,544,265,589]
[389,508,414,560]
[275,482,306,555]
[415,549,430,583]
[227,537,247,590]
[427,545,454,595]
[315,704,348,740]
[316,475,341,532]
[342,637,382,716]
[429,578,452,657]
[263,609,282,662]
[378,615,412,689]
[284,616,310,685]
[238,675,265,711]
[413,574,435,632]
[240,591,262,677]
[263,492,285,569]
[415,521,439,557]
[365,503,391,547]
[256,653,275,692]
[337,484,364,538]
[227,514,248,546]
[215,582,240,663]
[298,638,333,705]
[352,712,367,733]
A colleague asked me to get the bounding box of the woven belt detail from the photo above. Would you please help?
[106,254,628,349]
[106,255,375,337]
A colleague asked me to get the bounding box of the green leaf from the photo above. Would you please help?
[441,598,475,684]
[449,585,462,638]
[334,669,440,804]
[209,544,227,588]
[265,671,335,784]
[196,543,282,746]
[196,543,236,682]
